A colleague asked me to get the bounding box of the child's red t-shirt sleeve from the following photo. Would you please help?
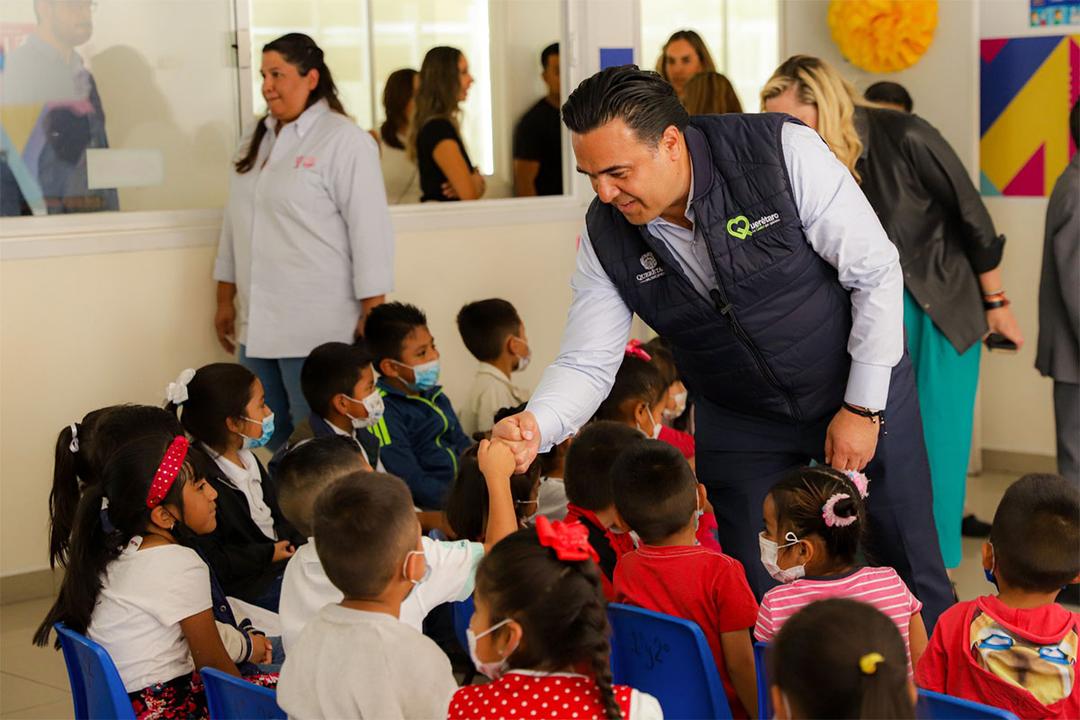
[711,557,759,632]
[914,621,949,692]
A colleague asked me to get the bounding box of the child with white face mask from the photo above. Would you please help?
[450,518,662,720]
[755,466,928,676]
[595,343,668,441]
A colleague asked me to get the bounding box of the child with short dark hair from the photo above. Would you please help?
[445,443,541,539]
[755,466,927,674]
[277,472,458,719]
[364,302,471,509]
[641,337,695,459]
[164,364,305,610]
[613,440,759,718]
[916,474,1080,719]
[771,599,917,719]
[273,341,384,471]
[276,436,519,653]
[457,298,532,436]
[449,520,661,719]
[594,344,667,439]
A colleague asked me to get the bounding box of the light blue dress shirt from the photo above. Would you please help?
[527,123,903,448]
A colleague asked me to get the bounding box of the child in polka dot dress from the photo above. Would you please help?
[449,517,663,720]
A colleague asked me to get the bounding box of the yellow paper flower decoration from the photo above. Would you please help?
[828,0,938,74]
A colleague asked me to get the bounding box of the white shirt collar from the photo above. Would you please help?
[478,362,512,383]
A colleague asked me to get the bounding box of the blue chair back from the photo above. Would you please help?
[608,603,733,719]
[916,689,1020,720]
[201,667,285,720]
[752,641,771,719]
[452,595,475,652]
[54,623,135,720]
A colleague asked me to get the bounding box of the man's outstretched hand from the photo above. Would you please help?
[491,411,542,473]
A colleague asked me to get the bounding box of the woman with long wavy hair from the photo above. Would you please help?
[761,55,1024,572]
[654,30,717,98]
[409,46,485,202]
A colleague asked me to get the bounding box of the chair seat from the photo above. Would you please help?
[201,667,285,720]
[54,623,136,720]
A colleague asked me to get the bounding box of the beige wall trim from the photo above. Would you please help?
[1,567,62,605]
[982,449,1058,475]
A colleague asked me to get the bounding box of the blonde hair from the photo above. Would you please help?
[654,30,717,83]
[761,55,863,182]
[682,71,743,115]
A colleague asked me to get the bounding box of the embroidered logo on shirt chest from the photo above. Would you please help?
[726,212,781,239]
[636,252,667,284]
[294,155,317,169]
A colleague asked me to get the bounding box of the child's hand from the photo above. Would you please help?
[272,540,296,563]
[478,439,517,481]
[249,633,273,665]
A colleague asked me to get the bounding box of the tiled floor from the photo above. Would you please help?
[0,471,1063,719]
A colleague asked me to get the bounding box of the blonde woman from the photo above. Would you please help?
[762,55,1024,572]
[654,30,716,98]
[409,46,485,202]
[681,71,743,115]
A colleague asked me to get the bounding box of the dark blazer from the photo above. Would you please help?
[1037,155,1080,384]
[190,446,305,603]
[856,106,1005,353]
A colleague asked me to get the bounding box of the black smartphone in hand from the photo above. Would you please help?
[985,333,1018,353]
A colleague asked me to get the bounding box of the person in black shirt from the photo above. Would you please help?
[409,46,485,202]
[513,43,562,197]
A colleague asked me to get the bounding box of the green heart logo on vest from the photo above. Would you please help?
[726,215,752,240]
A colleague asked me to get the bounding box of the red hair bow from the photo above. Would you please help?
[624,339,652,362]
[535,516,599,563]
[146,436,189,509]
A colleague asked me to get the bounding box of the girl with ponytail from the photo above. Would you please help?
[448,518,662,720]
[770,598,917,719]
[35,434,276,719]
[755,467,928,674]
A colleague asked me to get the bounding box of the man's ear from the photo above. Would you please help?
[660,125,682,158]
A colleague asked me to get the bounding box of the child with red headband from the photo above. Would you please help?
[35,434,275,719]
[449,517,662,720]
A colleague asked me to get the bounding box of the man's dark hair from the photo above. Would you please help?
[300,341,375,418]
[991,473,1080,592]
[456,298,522,363]
[313,471,417,598]
[541,42,559,70]
[563,421,643,511]
[864,81,913,113]
[1071,98,1079,149]
[364,302,428,368]
[612,440,697,544]
[277,436,367,537]
[562,65,689,144]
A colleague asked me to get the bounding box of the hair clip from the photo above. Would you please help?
[69,422,80,453]
[859,652,885,675]
[165,368,197,406]
[535,516,599,563]
[146,436,190,509]
[844,470,870,499]
[822,493,857,527]
[624,339,652,362]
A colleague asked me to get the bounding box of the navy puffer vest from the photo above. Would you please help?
[587,114,851,423]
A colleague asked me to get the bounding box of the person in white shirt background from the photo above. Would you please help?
[214,33,394,450]
[493,65,954,630]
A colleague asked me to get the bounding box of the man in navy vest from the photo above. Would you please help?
[493,66,954,628]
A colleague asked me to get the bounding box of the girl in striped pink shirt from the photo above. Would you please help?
[754,467,928,673]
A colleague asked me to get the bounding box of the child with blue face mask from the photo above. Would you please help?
[165,363,305,611]
[364,302,472,510]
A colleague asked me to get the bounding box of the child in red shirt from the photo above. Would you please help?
[641,338,696,465]
[611,440,758,718]
[916,473,1080,720]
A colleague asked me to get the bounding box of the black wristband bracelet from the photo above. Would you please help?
[984,298,1009,310]
[842,402,884,421]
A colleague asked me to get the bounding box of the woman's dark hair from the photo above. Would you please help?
[445,445,541,541]
[654,30,717,83]
[769,466,867,567]
[477,527,622,719]
[49,405,183,569]
[863,81,913,113]
[408,46,465,161]
[682,71,744,115]
[594,354,665,422]
[770,599,914,719]
[641,337,677,388]
[235,33,347,173]
[563,64,689,146]
[165,363,257,452]
[35,434,199,647]
[380,68,418,150]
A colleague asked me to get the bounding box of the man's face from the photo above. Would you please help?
[542,53,560,98]
[40,0,94,48]
[572,118,684,225]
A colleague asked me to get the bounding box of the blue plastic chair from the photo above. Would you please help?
[752,641,771,719]
[608,603,733,719]
[54,623,136,720]
[201,667,285,720]
[916,689,1020,720]
[451,595,475,652]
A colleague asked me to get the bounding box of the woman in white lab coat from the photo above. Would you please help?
[214,33,394,449]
